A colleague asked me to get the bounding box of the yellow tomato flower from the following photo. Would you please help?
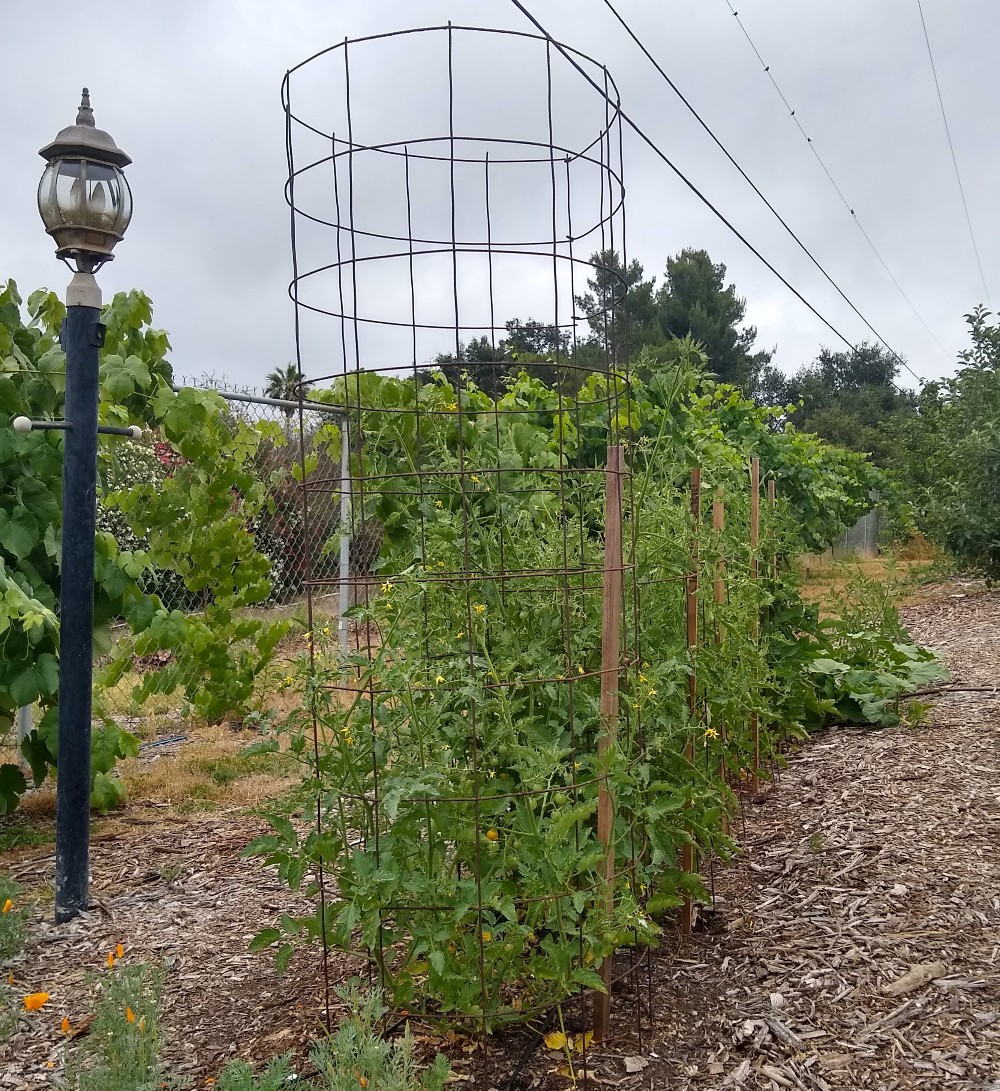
[380,580,393,594]
[577,665,585,675]
[638,673,648,683]
[446,401,458,411]
[126,1007,136,1023]
[647,688,657,697]
[481,931,492,943]
[474,603,486,615]
[1,899,11,914]
[435,674,445,684]
[434,499,443,508]
[23,992,49,1012]
[470,474,481,483]
[704,727,720,739]
[456,631,465,639]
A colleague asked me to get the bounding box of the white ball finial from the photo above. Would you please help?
[127,425,143,439]
[12,416,33,434]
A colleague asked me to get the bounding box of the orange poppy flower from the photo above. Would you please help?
[116,943,125,959]
[126,1007,136,1023]
[23,993,49,1012]
[106,952,115,969]
[61,1016,71,1034]
[1,899,12,914]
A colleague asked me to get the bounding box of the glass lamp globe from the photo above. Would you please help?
[37,89,132,272]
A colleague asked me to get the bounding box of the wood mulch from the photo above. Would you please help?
[3,581,1000,1089]
[0,809,357,1088]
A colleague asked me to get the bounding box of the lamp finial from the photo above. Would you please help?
[76,88,94,127]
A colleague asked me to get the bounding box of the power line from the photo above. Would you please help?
[507,0,921,390]
[915,0,991,308]
[719,0,951,368]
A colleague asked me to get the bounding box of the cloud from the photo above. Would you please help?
[3,0,997,391]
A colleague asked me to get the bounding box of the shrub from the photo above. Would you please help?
[217,1054,295,1091]
[309,988,449,1091]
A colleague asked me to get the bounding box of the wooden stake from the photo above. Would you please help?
[712,489,729,835]
[750,457,760,796]
[680,467,700,936]
[593,444,623,1043]
[767,478,778,583]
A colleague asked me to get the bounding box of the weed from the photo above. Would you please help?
[808,832,824,854]
[0,822,55,854]
[73,961,165,1091]
[901,698,934,728]
[0,979,18,1042]
[190,750,293,788]
[0,876,28,961]
[309,987,449,1091]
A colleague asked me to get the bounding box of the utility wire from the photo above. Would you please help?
[720,0,951,369]
[915,0,991,307]
[508,0,921,390]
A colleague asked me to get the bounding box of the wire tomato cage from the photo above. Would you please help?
[283,22,652,1058]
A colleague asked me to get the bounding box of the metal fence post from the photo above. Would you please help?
[339,415,352,658]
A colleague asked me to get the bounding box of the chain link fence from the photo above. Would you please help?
[86,378,351,739]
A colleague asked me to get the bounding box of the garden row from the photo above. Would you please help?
[245,342,945,1028]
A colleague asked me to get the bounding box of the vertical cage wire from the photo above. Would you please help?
[284,23,650,1035]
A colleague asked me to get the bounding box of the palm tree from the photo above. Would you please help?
[264,363,310,415]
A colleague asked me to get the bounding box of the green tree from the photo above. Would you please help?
[433,336,509,399]
[782,343,916,466]
[502,317,569,358]
[574,250,662,367]
[894,306,1000,576]
[655,248,772,390]
[264,363,310,416]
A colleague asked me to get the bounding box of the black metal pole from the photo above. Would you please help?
[54,290,103,923]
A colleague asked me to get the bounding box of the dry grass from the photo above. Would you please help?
[797,542,951,617]
[0,612,366,860]
[119,723,298,812]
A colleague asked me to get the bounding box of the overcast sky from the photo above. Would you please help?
[2,0,997,392]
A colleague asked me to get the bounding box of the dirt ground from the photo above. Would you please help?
[3,579,1000,1089]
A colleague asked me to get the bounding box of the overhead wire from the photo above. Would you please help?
[508,0,922,391]
[915,0,991,308]
[719,0,951,371]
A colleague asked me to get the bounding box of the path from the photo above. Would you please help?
[627,586,1000,1090]
[4,585,1000,1090]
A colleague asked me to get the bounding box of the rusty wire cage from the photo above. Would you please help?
[285,23,653,1042]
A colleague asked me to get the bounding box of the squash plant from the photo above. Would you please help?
[0,280,291,812]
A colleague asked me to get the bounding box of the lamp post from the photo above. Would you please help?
[37,89,132,923]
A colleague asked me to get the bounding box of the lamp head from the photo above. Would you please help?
[37,89,132,272]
